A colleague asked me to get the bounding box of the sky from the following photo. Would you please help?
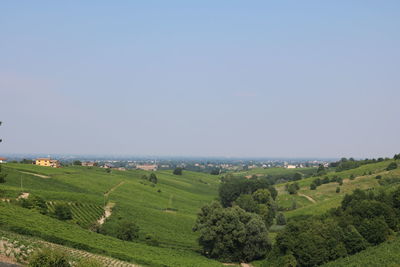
[1,1,399,158]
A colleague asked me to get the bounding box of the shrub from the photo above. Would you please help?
[310,183,317,190]
[276,213,287,225]
[149,173,158,184]
[387,162,398,171]
[336,187,341,193]
[375,175,382,180]
[145,234,160,246]
[116,220,139,241]
[54,203,72,220]
[29,248,70,267]
[173,167,183,175]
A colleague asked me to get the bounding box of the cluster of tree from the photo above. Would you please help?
[269,187,400,266]
[20,195,48,215]
[234,188,277,228]
[20,197,74,221]
[261,169,315,185]
[20,158,33,164]
[173,167,183,175]
[100,218,140,242]
[0,164,7,183]
[210,168,220,175]
[285,183,299,195]
[142,173,158,184]
[193,176,279,262]
[219,175,277,207]
[193,202,271,262]
[330,157,387,172]
[393,154,400,160]
[54,203,73,220]
[386,162,398,171]
[310,176,343,190]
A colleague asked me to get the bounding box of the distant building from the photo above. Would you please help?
[0,157,7,163]
[286,165,297,169]
[35,158,60,168]
[82,161,96,167]
[136,164,158,171]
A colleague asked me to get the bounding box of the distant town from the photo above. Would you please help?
[0,154,336,173]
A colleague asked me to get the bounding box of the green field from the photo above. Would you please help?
[1,160,400,266]
[0,163,224,266]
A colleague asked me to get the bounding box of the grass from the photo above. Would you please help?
[275,160,398,218]
[0,163,223,266]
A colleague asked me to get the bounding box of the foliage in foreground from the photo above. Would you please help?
[266,187,400,266]
[193,202,271,262]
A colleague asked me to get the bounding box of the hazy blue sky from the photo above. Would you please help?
[1,1,399,158]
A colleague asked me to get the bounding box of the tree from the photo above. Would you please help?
[173,167,183,175]
[73,160,82,166]
[54,203,72,220]
[310,183,317,190]
[286,183,299,195]
[357,218,390,245]
[210,168,220,175]
[317,164,326,174]
[0,165,7,183]
[193,202,271,262]
[20,159,33,164]
[116,220,140,241]
[293,172,302,181]
[342,225,369,254]
[234,194,259,213]
[336,187,341,193]
[149,173,158,184]
[386,162,398,171]
[276,213,287,225]
[31,195,48,214]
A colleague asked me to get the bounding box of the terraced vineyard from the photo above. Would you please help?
[47,201,104,228]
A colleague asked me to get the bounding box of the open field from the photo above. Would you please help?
[0,163,225,266]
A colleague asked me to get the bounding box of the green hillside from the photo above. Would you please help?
[322,235,400,267]
[275,160,398,218]
[1,160,400,266]
[0,163,224,266]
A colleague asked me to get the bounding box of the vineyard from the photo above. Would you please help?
[47,201,104,229]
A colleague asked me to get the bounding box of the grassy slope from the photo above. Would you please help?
[0,163,223,266]
[275,160,397,218]
[322,235,400,267]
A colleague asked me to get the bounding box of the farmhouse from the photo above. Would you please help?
[82,161,96,167]
[35,158,60,168]
[0,157,7,163]
[136,164,158,171]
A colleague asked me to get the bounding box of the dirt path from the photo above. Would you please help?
[97,202,115,225]
[97,181,125,225]
[104,181,125,197]
[241,264,254,267]
[298,193,316,204]
[19,171,50,179]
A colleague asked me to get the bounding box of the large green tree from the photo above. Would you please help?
[193,202,271,262]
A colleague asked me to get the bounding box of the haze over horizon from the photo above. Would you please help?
[1,1,399,159]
